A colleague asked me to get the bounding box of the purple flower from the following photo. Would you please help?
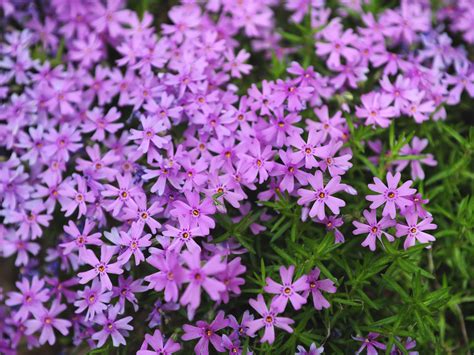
[353,209,396,251]
[390,337,418,355]
[117,224,152,265]
[353,332,386,355]
[163,216,204,253]
[83,107,123,141]
[296,343,325,355]
[91,304,133,347]
[356,93,397,128]
[122,194,163,234]
[180,250,226,311]
[6,276,49,321]
[396,212,437,249]
[112,275,147,313]
[270,150,308,193]
[138,329,181,355]
[217,257,246,304]
[74,279,112,321]
[395,137,437,180]
[246,294,294,344]
[146,250,185,303]
[264,265,308,312]
[272,78,313,112]
[316,28,359,68]
[182,311,229,355]
[303,268,337,310]
[58,175,95,218]
[25,300,71,345]
[224,49,252,78]
[60,220,102,255]
[288,130,322,169]
[297,170,346,220]
[366,172,416,218]
[170,191,216,235]
[77,245,124,291]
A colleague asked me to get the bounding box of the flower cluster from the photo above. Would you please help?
[0,0,471,353]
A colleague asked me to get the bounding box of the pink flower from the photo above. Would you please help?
[246,294,294,344]
[180,250,226,311]
[303,268,337,310]
[25,300,71,345]
[356,92,397,128]
[77,245,124,291]
[396,212,437,249]
[353,209,396,251]
[264,265,308,312]
[366,172,416,218]
[297,170,346,220]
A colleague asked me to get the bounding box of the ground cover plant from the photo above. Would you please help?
[0,0,473,354]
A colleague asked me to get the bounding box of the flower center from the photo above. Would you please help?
[182,232,190,239]
[410,227,417,234]
[76,193,84,202]
[167,272,174,281]
[141,212,148,219]
[89,294,95,303]
[205,329,212,337]
[97,264,105,273]
[256,159,262,167]
[305,147,312,154]
[224,151,231,158]
[387,191,395,199]
[121,191,128,199]
[192,209,200,217]
[277,121,284,127]
[318,192,326,199]
[309,282,316,289]
[217,187,224,193]
[371,226,378,234]
[284,287,291,295]
[237,114,244,121]
[265,315,273,323]
[44,317,52,325]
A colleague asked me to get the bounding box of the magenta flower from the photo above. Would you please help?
[25,300,71,345]
[74,279,112,321]
[264,265,308,312]
[353,332,386,355]
[170,191,216,235]
[246,294,294,344]
[91,304,133,347]
[77,245,124,291]
[272,78,313,112]
[138,329,181,355]
[6,276,49,321]
[353,209,396,251]
[145,250,185,303]
[182,311,228,354]
[366,172,416,218]
[303,268,337,310]
[396,212,437,249]
[242,140,275,184]
[129,115,170,155]
[297,170,346,220]
[180,250,226,310]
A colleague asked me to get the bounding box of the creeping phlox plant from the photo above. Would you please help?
[0,0,473,354]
